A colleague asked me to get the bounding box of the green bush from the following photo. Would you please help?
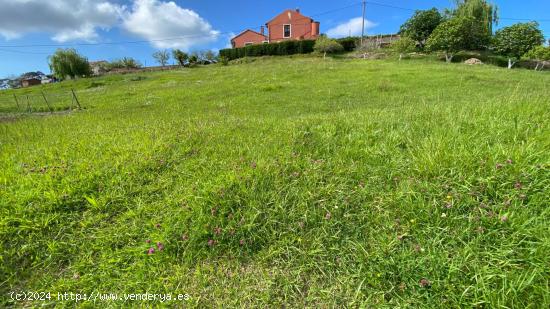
[336,37,358,52]
[107,57,142,70]
[219,40,315,61]
[314,36,344,58]
[220,56,229,66]
[442,51,516,67]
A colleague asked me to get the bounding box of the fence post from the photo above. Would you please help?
[41,91,53,113]
[71,89,82,109]
[13,93,20,110]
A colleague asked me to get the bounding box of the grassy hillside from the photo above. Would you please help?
[1,56,549,307]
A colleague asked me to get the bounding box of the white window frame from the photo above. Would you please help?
[283,24,292,38]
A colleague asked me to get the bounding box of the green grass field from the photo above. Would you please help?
[1,56,549,307]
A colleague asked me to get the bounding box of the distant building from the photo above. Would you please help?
[231,29,268,48]
[0,79,10,90]
[21,77,41,88]
[90,61,108,75]
[41,75,56,84]
[231,9,320,48]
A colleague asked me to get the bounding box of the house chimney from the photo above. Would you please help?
[260,26,265,35]
[296,8,300,13]
[311,21,320,37]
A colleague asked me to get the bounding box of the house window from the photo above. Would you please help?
[283,24,291,38]
[244,42,254,46]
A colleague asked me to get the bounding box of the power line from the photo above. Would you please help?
[364,1,550,22]
[0,3,364,50]
[499,17,550,22]
[0,1,547,52]
[365,1,415,12]
[308,1,363,18]
[0,32,232,49]
[0,48,50,55]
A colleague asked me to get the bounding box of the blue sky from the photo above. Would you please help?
[0,0,549,78]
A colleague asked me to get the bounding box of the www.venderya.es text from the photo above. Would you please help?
[10,291,190,303]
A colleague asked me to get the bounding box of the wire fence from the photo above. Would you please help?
[0,89,82,114]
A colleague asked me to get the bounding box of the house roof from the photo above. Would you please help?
[265,9,314,26]
[90,60,108,65]
[231,29,267,42]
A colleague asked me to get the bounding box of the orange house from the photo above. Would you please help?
[231,9,320,48]
[231,29,268,48]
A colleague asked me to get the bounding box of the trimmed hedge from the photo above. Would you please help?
[219,40,315,60]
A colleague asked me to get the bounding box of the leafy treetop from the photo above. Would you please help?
[48,48,92,80]
[399,8,444,48]
[492,22,544,59]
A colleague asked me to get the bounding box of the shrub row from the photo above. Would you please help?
[219,40,315,60]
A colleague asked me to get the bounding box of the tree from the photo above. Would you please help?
[153,50,170,66]
[313,36,344,59]
[48,48,92,80]
[399,8,444,49]
[391,37,417,61]
[189,53,198,64]
[426,17,479,62]
[452,0,498,35]
[204,50,216,62]
[522,46,550,71]
[172,49,189,66]
[108,57,141,70]
[492,22,544,69]
[121,57,141,69]
[448,0,498,49]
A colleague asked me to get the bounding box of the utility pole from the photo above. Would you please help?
[361,1,366,47]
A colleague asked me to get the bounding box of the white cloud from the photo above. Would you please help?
[0,0,220,50]
[326,17,378,38]
[0,0,124,42]
[122,0,220,50]
[223,32,236,49]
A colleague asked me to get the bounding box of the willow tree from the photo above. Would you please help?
[450,0,498,48]
[48,49,92,80]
